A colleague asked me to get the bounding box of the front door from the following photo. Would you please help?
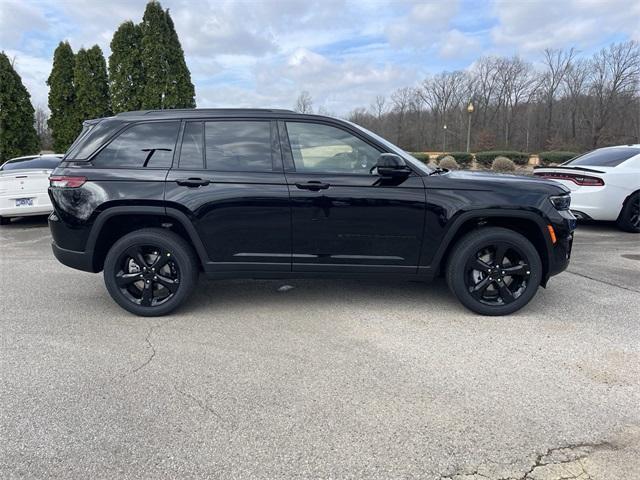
[164,119,291,272]
[280,120,426,274]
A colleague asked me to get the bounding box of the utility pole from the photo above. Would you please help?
[466,101,474,153]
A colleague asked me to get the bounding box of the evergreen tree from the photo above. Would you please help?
[139,1,195,109]
[0,52,40,162]
[47,41,77,152]
[140,1,170,109]
[109,21,144,113]
[74,46,111,122]
[164,11,195,108]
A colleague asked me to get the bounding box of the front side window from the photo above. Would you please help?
[285,122,381,174]
[205,121,272,172]
[92,122,179,168]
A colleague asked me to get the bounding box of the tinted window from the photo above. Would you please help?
[564,147,640,167]
[285,122,381,173]
[205,121,272,172]
[67,118,124,160]
[179,122,204,169]
[1,156,61,171]
[93,122,179,168]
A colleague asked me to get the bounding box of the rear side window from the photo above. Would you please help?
[564,147,640,167]
[92,122,179,168]
[204,121,272,172]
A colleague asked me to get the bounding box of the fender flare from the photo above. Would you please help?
[85,206,209,270]
[427,209,553,273]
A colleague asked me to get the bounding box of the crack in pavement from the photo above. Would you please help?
[174,386,226,423]
[439,441,615,480]
[565,270,640,294]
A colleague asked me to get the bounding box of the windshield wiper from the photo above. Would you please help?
[428,167,449,176]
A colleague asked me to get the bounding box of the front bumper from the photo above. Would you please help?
[546,210,576,280]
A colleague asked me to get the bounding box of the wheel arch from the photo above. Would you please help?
[430,210,553,284]
[86,206,208,272]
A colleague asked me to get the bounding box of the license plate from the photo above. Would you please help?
[15,198,33,207]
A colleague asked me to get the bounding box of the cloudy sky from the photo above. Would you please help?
[1,0,638,115]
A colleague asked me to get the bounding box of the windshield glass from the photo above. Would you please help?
[1,156,61,171]
[345,120,434,174]
[563,147,640,167]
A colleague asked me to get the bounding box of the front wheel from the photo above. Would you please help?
[103,228,199,317]
[446,227,543,316]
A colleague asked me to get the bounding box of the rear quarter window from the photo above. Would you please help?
[564,147,640,167]
[92,122,180,168]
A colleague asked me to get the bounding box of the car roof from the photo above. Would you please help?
[6,153,64,162]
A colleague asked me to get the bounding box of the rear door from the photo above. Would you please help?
[280,120,426,274]
[164,119,291,273]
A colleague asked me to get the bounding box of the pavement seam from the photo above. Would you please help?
[565,270,640,294]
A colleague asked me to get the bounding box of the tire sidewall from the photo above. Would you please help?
[103,229,197,317]
[447,228,543,316]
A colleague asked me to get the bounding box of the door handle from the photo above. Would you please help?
[176,177,210,187]
[295,181,330,191]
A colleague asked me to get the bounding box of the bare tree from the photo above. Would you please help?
[34,106,52,151]
[294,91,313,114]
[587,40,640,146]
[541,48,577,141]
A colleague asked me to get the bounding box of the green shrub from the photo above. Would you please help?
[436,151,473,168]
[492,156,516,172]
[475,151,530,167]
[538,151,578,166]
[439,155,459,170]
[409,152,431,163]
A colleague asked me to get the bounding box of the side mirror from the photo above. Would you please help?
[375,153,411,178]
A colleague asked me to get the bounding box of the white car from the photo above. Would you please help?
[0,154,63,225]
[534,145,640,233]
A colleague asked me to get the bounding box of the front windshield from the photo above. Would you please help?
[345,120,434,174]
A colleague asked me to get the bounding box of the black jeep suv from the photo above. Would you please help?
[49,109,575,316]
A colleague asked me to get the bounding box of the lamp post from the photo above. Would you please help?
[443,124,447,153]
[466,101,474,153]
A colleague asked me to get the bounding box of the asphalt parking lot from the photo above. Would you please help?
[1,217,639,480]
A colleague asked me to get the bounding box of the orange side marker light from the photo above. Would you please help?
[547,225,557,244]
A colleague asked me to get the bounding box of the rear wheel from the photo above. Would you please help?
[103,228,199,316]
[616,192,640,233]
[446,227,542,316]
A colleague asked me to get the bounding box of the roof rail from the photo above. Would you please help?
[116,108,296,117]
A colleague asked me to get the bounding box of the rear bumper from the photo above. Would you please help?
[51,241,94,272]
[0,192,52,217]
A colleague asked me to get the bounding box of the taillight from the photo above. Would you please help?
[49,175,87,188]
[534,172,604,186]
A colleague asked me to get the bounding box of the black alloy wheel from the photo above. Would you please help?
[617,192,640,233]
[115,245,181,307]
[446,227,542,315]
[104,228,198,316]
[464,242,531,306]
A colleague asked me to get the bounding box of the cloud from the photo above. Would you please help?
[491,0,640,51]
[439,29,481,58]
[1,0,638,116]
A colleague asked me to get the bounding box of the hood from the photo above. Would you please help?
[439,169,570,195]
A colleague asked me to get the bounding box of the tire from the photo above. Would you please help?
[446,227,543,316]
[616,192,640,233]
[103,228,199,317]
[0,216,10,225]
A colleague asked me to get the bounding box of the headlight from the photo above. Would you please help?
[550,194,571,210]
